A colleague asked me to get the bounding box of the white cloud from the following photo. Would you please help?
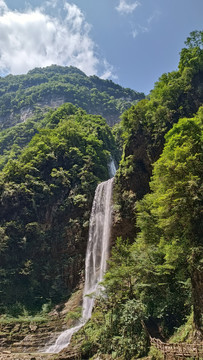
[131,10,161,39]
[132,29,138,38]
[100,60,118,81]
[45,0,58,8]
[131,25,149,39]
[116,0,140,15]
[0,0,115,79]
[147,10,161,26]
[0,0,7,14]
[139,25,149,33]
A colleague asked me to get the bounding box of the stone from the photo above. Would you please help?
[29,325,38,332]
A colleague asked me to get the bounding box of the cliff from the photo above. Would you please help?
[0,32,202,360]
[0,105,119,314]
[0,65,145,130]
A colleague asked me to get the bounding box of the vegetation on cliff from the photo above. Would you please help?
[0,65,145,130]
[0,31,202,360]
[0,103,119,314]
[73,31,203,359]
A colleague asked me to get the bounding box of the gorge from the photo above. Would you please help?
[0,31,202,360]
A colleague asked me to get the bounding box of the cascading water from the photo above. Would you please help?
[108,158,117,179]
[45,171,115,353]
[83,177,114,319]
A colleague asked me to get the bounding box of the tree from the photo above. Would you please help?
[184,30,203,49]
[136,108,203,336]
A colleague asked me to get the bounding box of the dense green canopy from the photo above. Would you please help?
[0,104,118,313]
[0,65,144,129]
[0,31,202,360]
[76,31,203,359]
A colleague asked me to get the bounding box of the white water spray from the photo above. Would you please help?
[108,158,117,179]
[45,170,115,353]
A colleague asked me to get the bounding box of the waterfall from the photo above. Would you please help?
[83,178,114,319]
[108,158,117,179]
[45,177,114,353]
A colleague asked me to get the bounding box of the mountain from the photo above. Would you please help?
[0,31,202,360]
[68,31,203,359]
[0,104,119,313]
[0,65,145,130]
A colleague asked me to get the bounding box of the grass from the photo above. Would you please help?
[148,346,164,360]
[169,312,194,343]
[0,302,53,324]
[0,313,49,324]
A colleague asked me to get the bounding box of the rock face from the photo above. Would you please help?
[0,320,62,353]
[111,129,154,244]
[0,65,145,130]
[0,353,52,360]
[0,288,83,355]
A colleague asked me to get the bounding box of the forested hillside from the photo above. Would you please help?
[69,31,203,359]
[0,65,144,129]
[0,104,119,313]
[0,31,202,360]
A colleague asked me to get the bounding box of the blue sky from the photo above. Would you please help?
[0,0,202,94]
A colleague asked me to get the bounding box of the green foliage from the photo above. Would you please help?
[0,304,50,324]
[0,31,202,358]
[79,238,149,359]
[114,30,203,249]
[66,307,82,322]
[84,109,202,358]
[0,103,118,313]
[91,32,203,358]
[179,30,203,72]
[105,110,202,349]
[169,312,194,343]
[148,346,164,360]
[184,30,203,49]
[0,65,145,129]
[0,313,48,324]
[135,109,203,333]
[0,115,44,170]
[137,109,202,268]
